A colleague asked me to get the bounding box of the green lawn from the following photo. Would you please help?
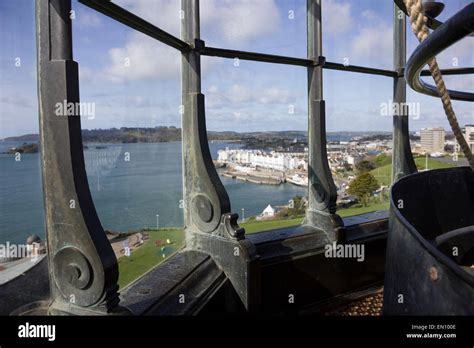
[239,198,390,234]
[413,156,454,170]
[117,228,184,289]
[241,217,304,234]
[116,189,394,288]
[338,200,389,217]
[370,164,392,186]
[370,157,454,186]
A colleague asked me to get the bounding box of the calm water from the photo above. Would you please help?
[0,141,305,244]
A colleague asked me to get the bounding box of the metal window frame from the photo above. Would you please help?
[38,0,473,315]
[76,0,399,241]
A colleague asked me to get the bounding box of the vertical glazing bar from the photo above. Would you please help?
[180,0,259,311]
[181,0,201,95]
[392,3,417,183]
[305,0,344,242]
[180,0,231,235]
[36,0,124,315]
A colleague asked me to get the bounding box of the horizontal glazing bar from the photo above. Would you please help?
[324,62,397,77]
[200,46,311,67]
[78,0,190,51]
[201,46,397,77]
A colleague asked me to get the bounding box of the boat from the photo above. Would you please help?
[286,174,308,187]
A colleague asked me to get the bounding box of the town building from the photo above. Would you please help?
[420,127,445,153]
[257,204,276,221]
[217,149,307,171]
[463,125,474,152]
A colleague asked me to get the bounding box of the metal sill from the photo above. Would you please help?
[247,210,388,245]
[119,250,226,315]
[247,211,388,264]
[118,211,389,315]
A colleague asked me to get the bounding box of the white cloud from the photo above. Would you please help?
[0,95,34,108]
[78,66,95,83]
[322,0,354,35]
[105,0,280,82]
[201,0,280,43]
[228,84,253,103]
[104,32,181,82]
[78,12,102,28]
[113,0,181,36]
[258,87,294,104]
[361,9,378,21]
[206,84,295,109]
[113,0,280,44]
[350,24,392,67]
[322,2,394,68]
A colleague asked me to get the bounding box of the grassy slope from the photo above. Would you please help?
[371,157,454,186]
[117,228,184,288]
[338,200,389,217]
[241,217,304,234]
[238,198,391,234]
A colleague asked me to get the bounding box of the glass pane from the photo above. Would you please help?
[200,0,306,58]
[324,70,393,217]
[322,0,393,70]
[107,0,400,68]
[111,0,181,38]
[73,3,185,289]
[1,0,43,245]
[0,0,46,314]
[110,0,307,58]
[203,57,307,234]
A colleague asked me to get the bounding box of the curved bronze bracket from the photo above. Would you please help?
[180,0,259,310]
[304,0,344,242]
[36,0,123,315]
[182,93,232,233]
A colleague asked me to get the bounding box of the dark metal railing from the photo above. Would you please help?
[405,3,474,102]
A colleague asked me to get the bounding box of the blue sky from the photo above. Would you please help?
[0,0,472,138]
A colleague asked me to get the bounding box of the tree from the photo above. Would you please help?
[347,172,379,206]
[373,153,392,168]
[276,195,306,218]
[355,160,375,172]
[342,161,353,171]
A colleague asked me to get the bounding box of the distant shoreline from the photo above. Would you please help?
[1,129,395,143]
[1,143,38,154]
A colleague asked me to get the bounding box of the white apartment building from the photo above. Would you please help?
[217,149,307,171]
[420,127,445,153]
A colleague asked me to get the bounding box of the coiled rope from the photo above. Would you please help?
[404,0,474,170]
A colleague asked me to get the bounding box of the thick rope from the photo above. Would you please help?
[404,0,474,170]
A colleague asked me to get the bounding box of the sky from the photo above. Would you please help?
[0,0,472,139]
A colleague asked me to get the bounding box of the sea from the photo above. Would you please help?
[0,140,313,244]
